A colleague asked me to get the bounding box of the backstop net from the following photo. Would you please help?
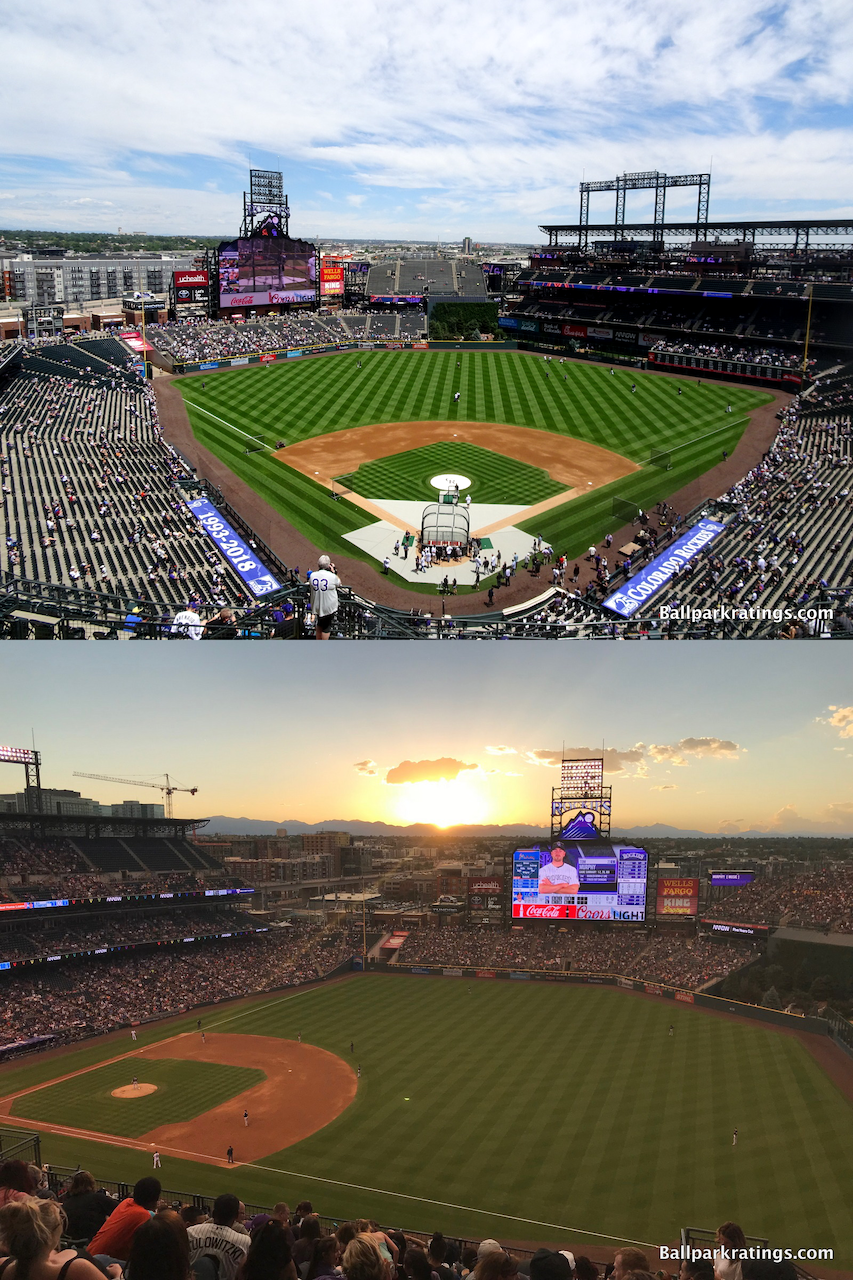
[649,450,673,470]
[421,502,470,548]
[611,498,641,523]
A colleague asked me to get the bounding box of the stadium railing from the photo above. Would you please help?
[44,1165,537,1258]
[0,1126,42,1166]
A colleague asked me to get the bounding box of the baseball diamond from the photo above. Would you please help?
[166,350,772,599]
[1,974,852,1259]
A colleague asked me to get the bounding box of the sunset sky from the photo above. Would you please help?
[2,647,851,836]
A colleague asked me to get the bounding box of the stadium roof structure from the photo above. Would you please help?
[540,218,853,252]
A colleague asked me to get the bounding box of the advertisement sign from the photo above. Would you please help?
[468,878,503,894]
[645,983,663,995]
[675,991,695,1003]
[476,970,496,978]
[587,327,613,339]
[656,877,699,916]
[709,870,755,886]
[511,843,648,921]
[639,332,657,347]
[498,316,518,329]
[703,920,769,937]
[412,342,429,349]
[120,332,154,353]
[218,235,316,308]
[563,323,587,338]
[259,353,276,363]
[602,519,726,617]
[174,270,209,288]
[184,498,281,596]
[320,265,345,296]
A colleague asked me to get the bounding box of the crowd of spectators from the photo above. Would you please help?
[146,315,351,364]
[0,836,83,877]
[712,864,853,932]
[0,907,253,961]
[651,340,806,370]
[0,1165,786,1280]
[0,925,362,1048]
[394,926,756,990]
[0,354,272,607]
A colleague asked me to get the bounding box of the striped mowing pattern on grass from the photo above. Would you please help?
[11,1057,263,1139]
[177,351,771,583]
[343,441,566,505]
[11,975,853,1258]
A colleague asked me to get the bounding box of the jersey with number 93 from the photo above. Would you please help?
[309,570,341,616]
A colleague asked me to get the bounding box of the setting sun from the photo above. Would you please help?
[392,776,489,828]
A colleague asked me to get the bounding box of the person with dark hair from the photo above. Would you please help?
[292,1217,322,1269]
[0,1163,35,1207]
[88,1177,162,1263]
[59,1173,115,1244]
[403,1250,433,1280]
[306,1236,339,1280]
[186,1194,248,1280]
[460,1250,479,1278]
[178,1207,207,1229]
[427,1236,452,1280]
[125,1212,190,1280]
[293,1206,314,1238]
[538,844,579,896]
[714,1225,746,1280]
[573,1260,598,1280]
[680,1259,714,1280]
[0,1197,106,1280]
[243,1221,297,1280]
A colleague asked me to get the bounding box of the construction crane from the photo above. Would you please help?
[73,772,198,819]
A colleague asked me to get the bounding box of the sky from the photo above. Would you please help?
[2,0,853,242]
[1,645,851,835]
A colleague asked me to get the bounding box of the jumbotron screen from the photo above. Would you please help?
[511,843,648,921]
[218,236,316,308]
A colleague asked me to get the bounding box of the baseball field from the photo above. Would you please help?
[175,351,772,593]
[1,974,851,1260]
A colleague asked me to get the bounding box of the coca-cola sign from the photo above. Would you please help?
[516,904,565,918]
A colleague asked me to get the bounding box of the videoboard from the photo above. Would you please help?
[511,843,648,920]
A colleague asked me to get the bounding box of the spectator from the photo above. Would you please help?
[476,1253,518,1280]
[403,1252,434,1280]
[342,1236,386,1280]
[714,1224,746,1280]
[125,1212,190,1280]
[0,1197,106,1280]
[88,1177,162,1264]
[0,1164,36,1208]
[612,1251,649,1280]
[60,1173,115,1243]
[306,1237,339,1280]
[292,1218,322,1269]
[186,1194,249,1280]
[243,1221,297,1280]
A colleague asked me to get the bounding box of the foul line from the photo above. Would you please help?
[184,401,273,451]
[238,1159,657,1249]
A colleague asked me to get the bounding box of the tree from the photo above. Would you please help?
[810,974,835,1002]
[761,986,783,1010]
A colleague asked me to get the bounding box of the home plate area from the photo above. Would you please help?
[342,500,536,585]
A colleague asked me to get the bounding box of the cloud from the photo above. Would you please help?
[648,737,740,766]
[825,706,853,738]
[385,757,477,785]
[723,801,853,834]
[485,745,517,755]
[3,2,853,236]
[505,772,523,777]
[651,784,678,791]
[354,759,378,776]
[525,746,645,772]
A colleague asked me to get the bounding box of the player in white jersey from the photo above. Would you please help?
[308,555,341,640]
[538,843,580,896]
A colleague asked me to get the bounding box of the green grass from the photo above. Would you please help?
[9,975,853,1260]
[342,441,566,505]
[11,1058,263,1138]
[176,353,772,592]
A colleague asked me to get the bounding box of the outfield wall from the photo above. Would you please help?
[389,963,831,1035]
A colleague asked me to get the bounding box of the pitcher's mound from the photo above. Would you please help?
[111,1084,158,1098]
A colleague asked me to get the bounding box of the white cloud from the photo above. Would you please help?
[2,1,853,235]
[485,745,517,755]
[651,784,678,791]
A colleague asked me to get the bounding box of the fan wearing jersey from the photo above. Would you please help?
[308,555,341,640]
[538,844,580,897]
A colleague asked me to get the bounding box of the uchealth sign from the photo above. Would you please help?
[173,270,209,288]
[602,519,726,618]
[468,878,503,894]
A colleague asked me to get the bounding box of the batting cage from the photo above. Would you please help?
[421,502,470,549]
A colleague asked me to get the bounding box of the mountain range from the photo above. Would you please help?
[200,816,745,839]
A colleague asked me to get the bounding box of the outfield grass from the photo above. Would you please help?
[343,441,566,505]
[11,1058,262,1138]
[7,975,852,1258]
[176,353,772,589]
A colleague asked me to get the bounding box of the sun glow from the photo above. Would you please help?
[392,776,489,828]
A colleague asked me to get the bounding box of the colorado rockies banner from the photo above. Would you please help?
[601,519,725,618]
[184,498,281,597]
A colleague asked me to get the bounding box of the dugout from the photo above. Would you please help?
[421,501,469,549]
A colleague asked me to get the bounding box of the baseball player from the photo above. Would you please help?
[132,1076,139,1091]
[153,1150,161,1168]
[243,1109,249,1127]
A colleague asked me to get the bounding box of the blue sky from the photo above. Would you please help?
[0,646,850,833]
[2,0,853,241]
